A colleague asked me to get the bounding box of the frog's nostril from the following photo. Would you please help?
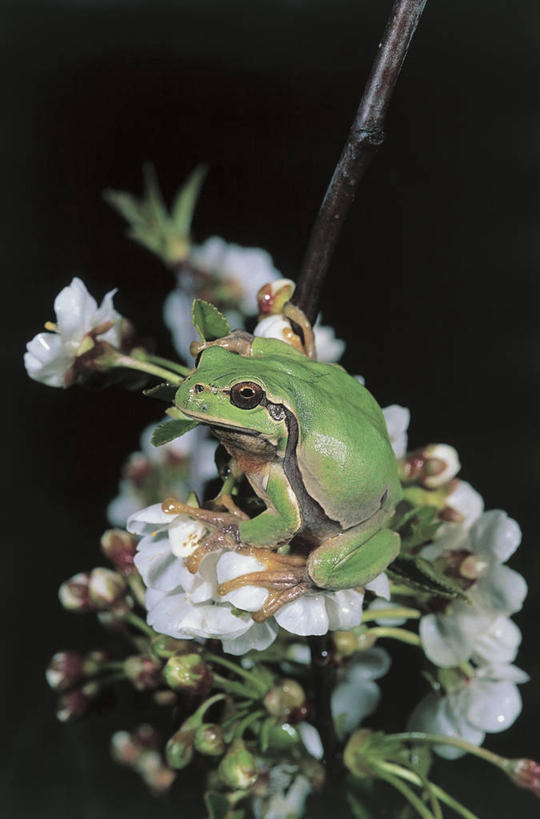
[194,384,204,393]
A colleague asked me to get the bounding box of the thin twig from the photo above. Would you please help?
[292,0,428,322]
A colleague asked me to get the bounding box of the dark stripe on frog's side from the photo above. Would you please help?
[281,405,342,545]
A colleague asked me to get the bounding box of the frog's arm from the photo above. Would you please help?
[238,468,301,548]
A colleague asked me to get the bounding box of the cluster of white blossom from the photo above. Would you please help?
[126,502,391,655]
[24,277,124,388]
[408,483,528,757]
[163,237,345,363]
[23,245,529,789]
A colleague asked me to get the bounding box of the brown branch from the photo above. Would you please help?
[292,0,428,323]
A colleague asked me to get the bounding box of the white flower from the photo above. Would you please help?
[164,237,280,360]
[24,277,122,387]
[127,503,388,652]
[408,663,529,759]
[331,647,391,739]
[419,510,526,668]
[253,764,312,819]
[312,319,346,363]
[190,237,281,314]
[253,315,345,363]
[382,404,410,459]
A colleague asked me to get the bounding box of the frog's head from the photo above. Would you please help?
[175,346,289,443]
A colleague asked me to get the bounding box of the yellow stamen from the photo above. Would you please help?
[44,321,58,332]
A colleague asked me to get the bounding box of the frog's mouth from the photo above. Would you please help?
[180,408,262,437]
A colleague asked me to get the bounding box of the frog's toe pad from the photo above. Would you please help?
[215,548,310,621]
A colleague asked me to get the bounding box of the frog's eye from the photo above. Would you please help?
[230,381,264,409]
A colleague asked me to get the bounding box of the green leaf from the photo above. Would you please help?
[143,382,179,402]
[151,416,199,446]
[192,299,231,341]
[172,164,208,236]
[387,557,469,601]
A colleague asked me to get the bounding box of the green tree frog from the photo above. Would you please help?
[165,332,401,621]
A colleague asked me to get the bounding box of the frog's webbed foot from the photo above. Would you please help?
[216,547,312,622]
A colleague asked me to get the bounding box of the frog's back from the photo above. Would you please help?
[251,338,401,528]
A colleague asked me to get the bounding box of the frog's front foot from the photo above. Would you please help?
[162,496,243,573]
[216,548,313,622]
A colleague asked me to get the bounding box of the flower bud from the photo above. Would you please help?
[56,682,99,722]
[331,630,359,658]
[343,729,378,778]
[137,749,176,794]
[401,444,460,489]
[151,634,193,659]
[504,758,540,797]
[124,655,163,691]
[134,723,160,748]
[46,651,84,690]
[253,315,304,352]
[164,653,213,694]
[100,529,137,575]
[257,278,295,317]
[111,730,142,766]
[88,567,127,609]
[218,738,258,789]
[166,726,195,770]
[264,679,306,719]
[58,572,93,612]
[194,723,226,757]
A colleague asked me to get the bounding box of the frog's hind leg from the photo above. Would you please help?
[216,548,310,622]
[307,524,401,591]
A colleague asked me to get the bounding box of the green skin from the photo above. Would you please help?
[173,335,401,605]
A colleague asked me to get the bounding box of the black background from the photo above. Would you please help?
[4,1,540,816]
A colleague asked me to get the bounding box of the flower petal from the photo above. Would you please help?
[168,516,208,558]
[470,510,521,563]
[464,680,522,733]
[24,332,73,387]
[345,648,392,682]
[127,503,173,535]
[331,679,381,739]
[420,613,474,668]
[408,693,484,760]
[222,619,279,655]
[472,616,522,665]
[325,589,365,630]
[274,595,329,636]
[382,405,410,459]
[364,572,390,600]
[475,564,528,614]
[134,533,183,592]
[296,722,324,759]
[54,277,98,338]
[163,289,197,361]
